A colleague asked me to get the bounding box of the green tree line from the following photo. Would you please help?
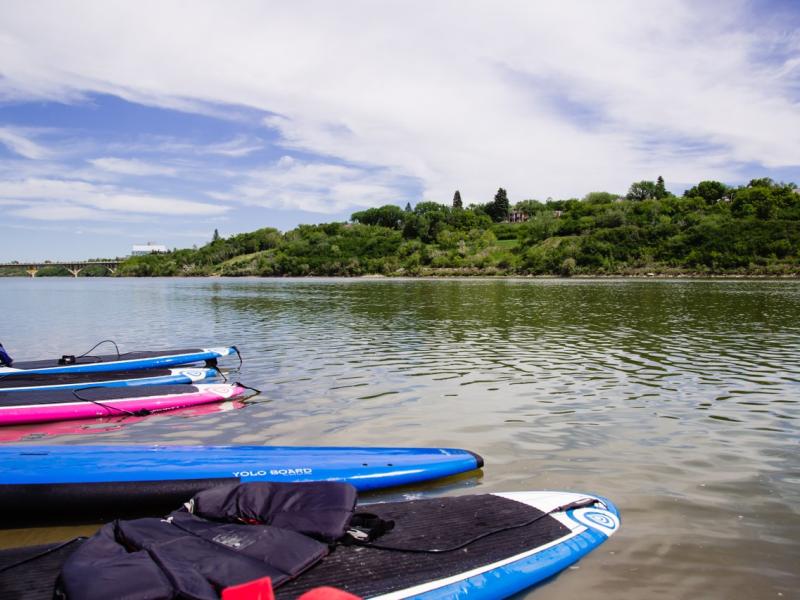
[107,177,800,277]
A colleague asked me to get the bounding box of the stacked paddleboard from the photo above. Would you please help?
[0,346,240,425]
[0,343,621,598]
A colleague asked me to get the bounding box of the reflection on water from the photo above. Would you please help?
[0,400,246,443]
[1,277,799,598]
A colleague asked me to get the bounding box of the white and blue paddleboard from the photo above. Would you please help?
[0,489,619,599]
[387,491,621,599]
[277,490,621,599]
[0,346,237,376]
[0,367,220,392]
[0,445,484,522]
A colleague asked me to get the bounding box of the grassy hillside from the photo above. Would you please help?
[117,178,800,277]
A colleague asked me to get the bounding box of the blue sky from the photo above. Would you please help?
[0,1,798,260]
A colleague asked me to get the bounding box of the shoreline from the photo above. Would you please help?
[2,272,799,280]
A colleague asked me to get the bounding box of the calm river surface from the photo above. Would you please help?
[1,277,798,598]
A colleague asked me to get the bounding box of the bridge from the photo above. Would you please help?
[0,260,123,277]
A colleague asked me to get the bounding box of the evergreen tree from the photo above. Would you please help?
[404,202,413,212]
[452,190,463,209]
[212,229,221,242]
[488,188,510,222]
[655,176,667,199]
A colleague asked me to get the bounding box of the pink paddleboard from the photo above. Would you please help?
[0,384,246,426]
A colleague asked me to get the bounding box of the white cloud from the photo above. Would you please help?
[10,203,116,221]
[115,135,264,158]
[0,127,51,159]
[0,178,229,219]
[0,0,798,207]
[210,155,411,213]
[89,157,177,176]
[201,135,263,157]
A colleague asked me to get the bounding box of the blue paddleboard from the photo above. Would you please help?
[0,367,220,392]
[0,445,483,522]
[279,490,621,599]
[0,346,237,376]
[0,489,619,599]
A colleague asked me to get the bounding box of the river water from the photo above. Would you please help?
[0,277,798,598]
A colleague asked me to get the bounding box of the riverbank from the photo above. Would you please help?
[3,269,800,279]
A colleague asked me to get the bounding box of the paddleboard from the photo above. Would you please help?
[0,445,484,522]
[280,490,620,599]
[0,346,237,376]
[0,490,619,599]
[0,367,220,392]
[0,383,245,425]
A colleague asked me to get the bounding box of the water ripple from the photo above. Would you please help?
[1,278,799,597]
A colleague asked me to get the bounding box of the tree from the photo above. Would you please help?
[487,188,510,222]
[583,191,618,204]
[402,213,430,241]
[212,229,221,242]
[748,177,774,189]
[626,180,659,201]
[404,202,412,212]
[350,205,406,229]
[414,201,448,215]
[683,180,728,204]
[514,199,545,215]
[732,186,776,219]
[655,176,667,199]
[452,190,463,209]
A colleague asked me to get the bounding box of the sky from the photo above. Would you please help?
[0,1,798,260]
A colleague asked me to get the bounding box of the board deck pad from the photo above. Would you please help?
[0,368,173,387]
[9,349,203,370]
[0,347,236,375]
[0,384,201,406]
[0,491,620,600]
[0,367,219,391]
[278,494,570,598]
[0,540,83,600]
[0,383,244,426]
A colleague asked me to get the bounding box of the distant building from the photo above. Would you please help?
[506,211,529,223]
[131,243,169,256]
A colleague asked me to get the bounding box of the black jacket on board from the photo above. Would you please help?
[57,481,359,600]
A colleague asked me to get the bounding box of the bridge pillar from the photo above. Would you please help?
[26,267,38,278]
[67,267,82,278]
[107,266,117,275]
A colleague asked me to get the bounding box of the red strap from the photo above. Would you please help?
[298,587,362,600]
[221,578,361,600]
[221,576,275,600]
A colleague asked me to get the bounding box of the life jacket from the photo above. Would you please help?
[57,482,359,600]
[0,343,12,367]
